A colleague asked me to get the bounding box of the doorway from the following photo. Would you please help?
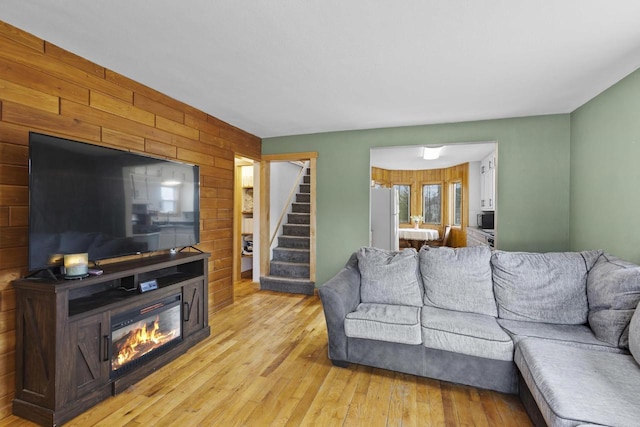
[370,142,497,248]
[259,152,318,291]
[233,157,258,284]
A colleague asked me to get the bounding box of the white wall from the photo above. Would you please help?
[269,162,306,253]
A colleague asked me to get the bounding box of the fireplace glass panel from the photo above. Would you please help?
[111,294,182,377]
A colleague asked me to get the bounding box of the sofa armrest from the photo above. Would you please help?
[318,265,361,363]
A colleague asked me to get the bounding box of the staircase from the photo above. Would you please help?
[260,168,315,295]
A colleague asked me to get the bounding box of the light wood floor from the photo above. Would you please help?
[2,280,533,427]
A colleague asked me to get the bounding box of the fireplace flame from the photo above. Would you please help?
[112,316,178,370]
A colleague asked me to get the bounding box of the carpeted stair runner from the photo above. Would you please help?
[260,168,315,295]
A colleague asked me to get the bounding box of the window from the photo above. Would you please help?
[422,184,442,224]
[393,185,411,223]
[160,186,177,213]
[452,182,462,226]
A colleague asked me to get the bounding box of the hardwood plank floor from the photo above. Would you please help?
[1,280,533,426]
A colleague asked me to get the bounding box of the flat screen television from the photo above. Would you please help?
[28,132,200,273]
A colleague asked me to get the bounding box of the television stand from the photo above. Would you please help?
[23,267,60,281]
[178,245,204,253]
[12,252,210,427]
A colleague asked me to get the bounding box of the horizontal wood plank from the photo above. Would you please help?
[90,91,155,126]
[61,98,217,155]
[0,21,43,52]
[105,69,189,113]
[0,247,27,270]
[2,101,101,142]
[133,93,184,123]
[0,164,27,186]
[156,116,199,140]
[0,310,14,335]
[0,208,7,227]
[0,142,28,165]
[0,226,27,248]
[0,185,27,206]
[145,138,177,158]
[177,147,214,166]
[0,56,88,104]
[0,269,21,291]
[8,207,28,227]
[101,127,145,152]
[214,156,234,170]
[0,35,131,102]
[44,42,105,78]
[0,122,30,145]
[0,78,59,113]
[185,112,220,136]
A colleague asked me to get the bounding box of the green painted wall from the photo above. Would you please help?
[570,69,640,262]
[264,115,571,285]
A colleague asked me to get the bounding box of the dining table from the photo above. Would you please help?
[398,228,440,249]
[398,228,439,241]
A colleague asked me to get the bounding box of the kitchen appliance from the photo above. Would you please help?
[477,212,494,229]
[370,188,399,251]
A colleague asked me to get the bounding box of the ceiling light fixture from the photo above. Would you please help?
[422,146,443,160]
[161,169,182,186]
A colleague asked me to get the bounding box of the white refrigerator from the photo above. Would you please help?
[370,188,399,251]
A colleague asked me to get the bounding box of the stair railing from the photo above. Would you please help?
[269,161,310,248]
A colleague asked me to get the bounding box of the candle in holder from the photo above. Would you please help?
[64,253,88,278]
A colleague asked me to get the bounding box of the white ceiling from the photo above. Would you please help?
[2,1,640,138]
[371,142,496,170]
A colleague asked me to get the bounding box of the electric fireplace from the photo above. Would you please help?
[110,294,183,378]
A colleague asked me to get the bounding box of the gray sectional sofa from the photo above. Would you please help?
[318,246,640,427]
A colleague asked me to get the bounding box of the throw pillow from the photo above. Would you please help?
[356,247,422,307]
[491,250,602,325]
[587,253,640,348]
[419,245,497,317]
[629,301,640,364]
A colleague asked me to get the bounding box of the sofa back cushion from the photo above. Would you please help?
[630,301,640,364]
[491,250,601,324]
[419,246,497,317]
[356,247,423,307]
[587,253,640,348]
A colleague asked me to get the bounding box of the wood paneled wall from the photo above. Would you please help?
[0,21,260,418]
[371,163,469,246]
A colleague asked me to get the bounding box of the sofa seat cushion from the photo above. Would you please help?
[421,306,513,361]
[498,318,624,354]
[419,246,497,317]
[587,253,640,348]
[345,303,422,345]
[491,250,602,324]
[515,338,640,427]
[356,247,423,307]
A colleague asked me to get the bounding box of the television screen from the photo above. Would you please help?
[28,132,200,272]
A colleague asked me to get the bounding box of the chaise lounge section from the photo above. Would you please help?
[319,246,640,426]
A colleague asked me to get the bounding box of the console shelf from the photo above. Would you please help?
[12,252,210,427]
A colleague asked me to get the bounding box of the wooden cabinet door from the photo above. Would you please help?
[480,153,496,211]
[182,280,206,337]
[69,312,110,397]
[14,289,57,409]
[130,174,148,203]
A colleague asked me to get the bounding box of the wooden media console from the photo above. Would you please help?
[12,252,210,426]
